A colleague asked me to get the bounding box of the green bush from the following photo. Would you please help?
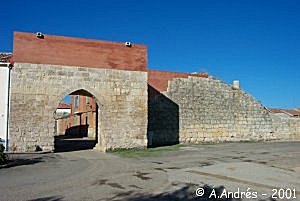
[0,144,7,164]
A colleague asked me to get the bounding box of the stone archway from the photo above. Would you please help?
[9,63,148,152]
[50,86,106,152]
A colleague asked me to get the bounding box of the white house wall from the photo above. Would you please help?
[0,65,9,148]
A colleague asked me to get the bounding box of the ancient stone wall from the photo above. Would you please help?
[147,85,179,147]
[8,32,299,152]
[166,76,276,143]
[9,63,148,152]
[270,113,300,141]
[147,70,208,147]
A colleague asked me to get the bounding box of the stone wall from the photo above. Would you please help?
[9,63,148,152]
[147,70,207,147]
[148,74,300,146]
[8,63,300,152]
[165,76,289,143]
[147,85,179,147]
[270,113,300,141]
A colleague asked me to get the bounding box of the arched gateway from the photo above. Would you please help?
[7,32,300,152]
[53,89,100,152]
[9,32,148,152]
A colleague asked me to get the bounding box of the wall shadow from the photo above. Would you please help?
[65,125,89,138]
[147,84,179,147]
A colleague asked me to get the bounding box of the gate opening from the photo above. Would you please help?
[54,90,99,152]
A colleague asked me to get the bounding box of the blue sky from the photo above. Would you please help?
[1,0,299,108]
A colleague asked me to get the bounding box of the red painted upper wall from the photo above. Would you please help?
[13,32,148,71]
[148,70,208,92]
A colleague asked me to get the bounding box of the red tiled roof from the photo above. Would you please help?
[281,109,300,116]
[0,53,13,62]
[58,103,71,109]
[268,108,283,113]
[268,108,300,117]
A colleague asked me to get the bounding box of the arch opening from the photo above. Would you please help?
[53,89,100,152]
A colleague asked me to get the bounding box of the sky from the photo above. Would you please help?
[1,0,299,108]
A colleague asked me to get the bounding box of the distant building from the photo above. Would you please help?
[56,103,71,117]
[55,103,71,135]
[56,96,97,138]
[0,53,13,150]
[69,95,97,138]
[268,108,300,117]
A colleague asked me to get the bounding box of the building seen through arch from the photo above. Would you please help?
[54,91,98,152]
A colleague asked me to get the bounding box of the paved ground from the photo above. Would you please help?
[0,142,299,201]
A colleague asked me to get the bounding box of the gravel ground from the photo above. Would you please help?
[0,141,299,201]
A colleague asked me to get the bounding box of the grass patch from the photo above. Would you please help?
[110,144,183,158]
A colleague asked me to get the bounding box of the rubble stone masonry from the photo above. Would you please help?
[165,76,300,143]
[270,113,300,141]
[9,63,148,152]
[8,32,300,152]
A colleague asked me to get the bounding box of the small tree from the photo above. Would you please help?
[0,144,7,164]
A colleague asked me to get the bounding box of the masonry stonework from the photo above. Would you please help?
[9,63,148,152]
[7,32,300,152]
[270,113,300,141]
[164,76,300,143]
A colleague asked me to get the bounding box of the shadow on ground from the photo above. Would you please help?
[0,157,44,169]
[54,135,96,152]
[28,196,64,201]
[110,184,244,201]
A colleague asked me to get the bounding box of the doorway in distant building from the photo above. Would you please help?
[53,89,99,152]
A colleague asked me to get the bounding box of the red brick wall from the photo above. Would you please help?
[57,95,97,136]
[148,70,208,92]
[13,32,148,71]
[70,95,96,127]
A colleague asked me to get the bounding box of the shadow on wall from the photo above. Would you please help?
[65,125,89,138]
[147,84,179,147]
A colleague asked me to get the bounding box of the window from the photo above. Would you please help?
[74,95,79,108]
[86,96,89,104]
